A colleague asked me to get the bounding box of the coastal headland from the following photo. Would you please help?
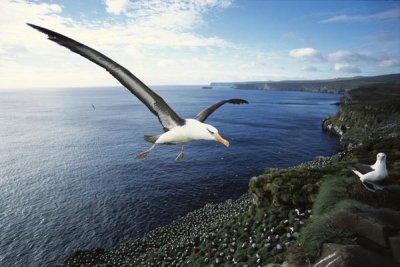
[211,74,400,94]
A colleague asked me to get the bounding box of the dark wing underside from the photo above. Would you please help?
[363,182,376,191]
[351,163,374,174]
[27,23,184,131]
[195,99,248,122]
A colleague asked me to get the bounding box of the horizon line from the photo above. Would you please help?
[1,72,398,90]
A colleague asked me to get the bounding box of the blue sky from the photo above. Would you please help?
[0,0,399,88]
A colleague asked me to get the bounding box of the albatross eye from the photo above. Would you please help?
[207,129,215,135]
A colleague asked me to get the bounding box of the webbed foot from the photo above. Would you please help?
[176,152,184,161]
[136,150,150,159]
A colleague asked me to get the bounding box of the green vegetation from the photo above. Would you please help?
[287,175,368,265]
[323,82,400,148]
[285,83,400,266]
[249,167,322,209]
[311,176,348,216]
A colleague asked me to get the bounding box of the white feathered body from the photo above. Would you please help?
[351,154,388,183]
[156,119,215,144]
[358,165,388,182]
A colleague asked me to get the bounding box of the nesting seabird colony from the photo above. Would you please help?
[64,194,312,266]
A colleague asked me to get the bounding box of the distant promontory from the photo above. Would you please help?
[211,73,400,93]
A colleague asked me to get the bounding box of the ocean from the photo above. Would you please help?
[0,86,340,266]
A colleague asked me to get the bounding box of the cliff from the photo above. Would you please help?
[64,82,400,267]
[284,82,400,266]
[322,82,400,148]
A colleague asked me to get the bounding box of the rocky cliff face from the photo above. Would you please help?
[322,83,400,150]
[292,82,400,267]
[249,82,400,266]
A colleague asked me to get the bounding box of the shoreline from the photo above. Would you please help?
[64,93,343,266]
[65,82,400,266]
[66,194,252,266]
[64,155,339,266]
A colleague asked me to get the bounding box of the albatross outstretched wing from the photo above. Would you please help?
[195,99,248,122]
[27,23,184,131]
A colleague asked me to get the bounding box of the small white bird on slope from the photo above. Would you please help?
[27,23,248,160]
[348,152,388,192]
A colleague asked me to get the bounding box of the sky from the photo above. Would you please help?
[0,0,399,88]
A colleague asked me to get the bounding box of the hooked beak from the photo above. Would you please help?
[215,133,229,147]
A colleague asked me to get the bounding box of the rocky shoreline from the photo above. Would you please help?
[64,157,338,266]
[65,82,400,266]
[66,195,251,266]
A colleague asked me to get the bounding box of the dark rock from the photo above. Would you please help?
[330,208,400,247]
[389,234,400,263]
[322,118,344,136]
[313,243,398,267]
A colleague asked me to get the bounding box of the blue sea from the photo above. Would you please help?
[0,86,340,266]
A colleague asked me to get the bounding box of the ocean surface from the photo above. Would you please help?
[0,86,340,266]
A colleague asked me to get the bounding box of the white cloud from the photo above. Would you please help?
[321,7,400,23]
[379,59,400,68]
[327,50,400,70]
[289,48,322,59]
[104,0,130,15]
[0,0,396,89]
[327,50,374,63]
[334,63,361,73]
[104,0,232,31]
[0,0,236,88]
[327,50,355,61]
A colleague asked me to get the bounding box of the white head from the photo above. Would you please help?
[203,123,230,147]
[376,152,387,163]
[189,120,229,147]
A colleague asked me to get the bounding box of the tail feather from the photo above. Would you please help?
[144,135,160,143]
[347,165,362,178]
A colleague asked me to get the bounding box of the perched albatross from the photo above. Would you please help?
[27,23,248,160]
[348,152,388,192]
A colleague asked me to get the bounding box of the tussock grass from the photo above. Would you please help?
[289,215,352,265]
[312,176,348,216]
[249,167,331,209]
[287,175,371,265]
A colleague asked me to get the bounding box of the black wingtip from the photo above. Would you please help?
[229,99,249,105]
[27,23,83,46]
[27,23,60,39]
[27,23,51,36]
[27,23,42,31]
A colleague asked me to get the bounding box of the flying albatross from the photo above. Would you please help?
[348,152,388,192]
[27,23,248,160]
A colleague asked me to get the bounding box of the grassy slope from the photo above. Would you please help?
[285,83,400,266]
